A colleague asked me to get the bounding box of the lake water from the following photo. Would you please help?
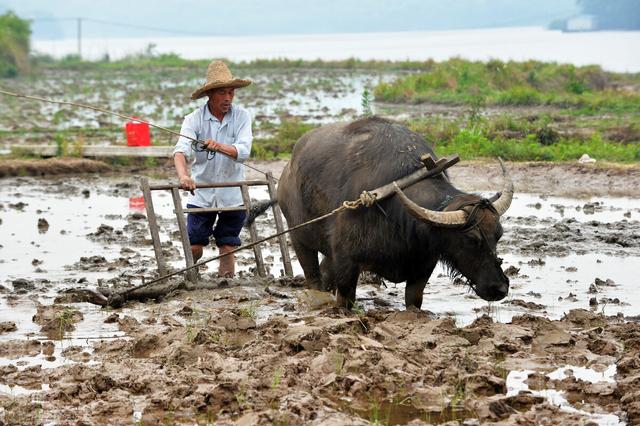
[33,26,640,72]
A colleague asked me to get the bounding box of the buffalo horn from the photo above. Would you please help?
[393,183,467,226]
[490,158,514,216]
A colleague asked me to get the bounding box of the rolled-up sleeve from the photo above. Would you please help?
[233,109,252,163]
[173,112,198,160]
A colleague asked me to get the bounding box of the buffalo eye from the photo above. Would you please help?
[466,233,482,248]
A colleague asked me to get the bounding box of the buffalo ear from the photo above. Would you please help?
[488,192,502,203]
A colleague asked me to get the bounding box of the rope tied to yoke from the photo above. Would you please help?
[342,190,378,209]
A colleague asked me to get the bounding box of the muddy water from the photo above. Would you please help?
[1,174,640,424]
[2,176,639,326]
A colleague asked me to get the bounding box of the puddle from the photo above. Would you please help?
[346,398,472,425]
[0,69,394,136]
[507,366,622,426]
[547,364,616,384]
[502,193,639,224]
[0,383,50,397]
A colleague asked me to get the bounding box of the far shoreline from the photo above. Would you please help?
[32,27,640,72]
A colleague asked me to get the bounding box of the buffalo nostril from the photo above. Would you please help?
[490,285,509,301]
[477,285,509,302]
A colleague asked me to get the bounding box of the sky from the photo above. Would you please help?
[0,0,580,39]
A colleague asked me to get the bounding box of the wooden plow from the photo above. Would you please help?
[140,171,293,282]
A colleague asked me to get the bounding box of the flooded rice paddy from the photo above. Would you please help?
[1,164,639,424]
[0,68,397,146]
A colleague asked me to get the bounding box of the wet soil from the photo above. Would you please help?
[0,158,111,178]
[245,159,640,198]
[1,161,639,424]
[2,157,637,197]
[1,303,638,425]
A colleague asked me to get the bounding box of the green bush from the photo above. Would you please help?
[430,129,639,162]
[0,11,31,77]
[252,118,317,160]
[495,87,542,105]
[406,115,639,163]
[374,58,640,113]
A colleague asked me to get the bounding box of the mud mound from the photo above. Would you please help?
[0,158,111,177]
[1,298,633,424]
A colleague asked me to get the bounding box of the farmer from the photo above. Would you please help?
[173,60,253,277]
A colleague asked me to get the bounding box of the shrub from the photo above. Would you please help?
[0,11,31,77]
[373,58,640,112]
[252,118,317,159]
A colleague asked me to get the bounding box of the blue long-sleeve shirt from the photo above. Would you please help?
[173,103,253,208]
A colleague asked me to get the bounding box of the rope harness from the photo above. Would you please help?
[457,198,502,266]
[191,140,218,160]
[342,190,378,209]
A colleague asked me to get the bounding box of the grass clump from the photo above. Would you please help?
[37,55,440,73]
[407,114,640,163]
[238,302,259,320]
[374,58,640,113]
[431,127,639,162]
[252,118,317,159]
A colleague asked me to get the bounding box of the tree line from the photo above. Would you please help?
[0,11,31,78]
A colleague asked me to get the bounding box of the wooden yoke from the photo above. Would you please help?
[368,154,459,203]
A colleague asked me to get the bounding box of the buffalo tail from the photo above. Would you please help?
[244,199,277,227]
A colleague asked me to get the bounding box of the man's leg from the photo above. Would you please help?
[186,204,216,266]
[213,210,246,278]
[192,244,204,262]
[217,244,235,277]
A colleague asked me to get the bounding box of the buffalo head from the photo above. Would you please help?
[394,159,513,301]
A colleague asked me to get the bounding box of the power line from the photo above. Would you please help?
[29,16,221,37]
[28,17,78,22]
[84,18,220,37]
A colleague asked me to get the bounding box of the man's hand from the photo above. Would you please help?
[179,175,196,195]
[203,139,238,160]
[203,139,221,152]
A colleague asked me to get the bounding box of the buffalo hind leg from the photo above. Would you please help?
[291,239,322,290]
[334,259,359,309]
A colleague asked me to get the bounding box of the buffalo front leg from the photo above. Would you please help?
[405,278,428,309]
[405,260,437,309]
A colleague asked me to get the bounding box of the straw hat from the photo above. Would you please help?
[191,60,252,100]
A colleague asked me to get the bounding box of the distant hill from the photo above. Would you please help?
[0,0,579,39]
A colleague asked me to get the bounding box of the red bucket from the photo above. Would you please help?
[125,117,151,146]
[129,196,145,210]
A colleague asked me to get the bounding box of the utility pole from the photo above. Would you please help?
[77,17,82,59]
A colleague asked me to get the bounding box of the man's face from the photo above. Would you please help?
[208,87,235,116]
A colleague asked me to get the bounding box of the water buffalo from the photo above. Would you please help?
[264,116,513,309]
